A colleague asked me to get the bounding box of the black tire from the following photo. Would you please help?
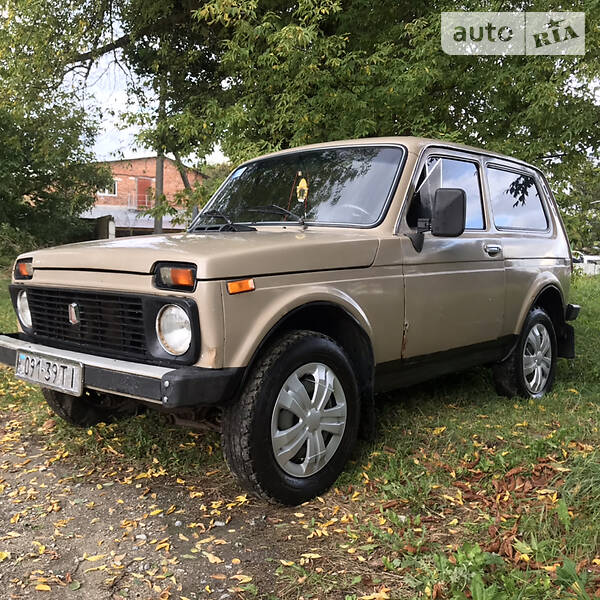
[492,307,557,399]
[222,330,360,505]
[43,388,129,427]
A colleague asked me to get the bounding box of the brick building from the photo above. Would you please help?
[83,156,203,235]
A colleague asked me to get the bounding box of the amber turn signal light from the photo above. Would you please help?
[14,259,33,280]
[153,262,197,291]
[168,267,195,288]
[227,278,255,295]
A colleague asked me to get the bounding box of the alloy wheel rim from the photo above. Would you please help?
[271,362,347,478]
[522,323,552,394]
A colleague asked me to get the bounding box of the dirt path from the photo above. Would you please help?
[0,410,389,600]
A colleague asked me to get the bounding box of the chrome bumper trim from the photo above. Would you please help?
[0,334,170,379]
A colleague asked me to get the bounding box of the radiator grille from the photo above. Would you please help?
[26,287,147,362]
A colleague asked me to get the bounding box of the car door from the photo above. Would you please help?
[399,148,505,359]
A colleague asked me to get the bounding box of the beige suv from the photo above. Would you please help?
[0,137,580,504]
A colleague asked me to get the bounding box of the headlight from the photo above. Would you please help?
[155,304,192,356]
[17,290,32,329]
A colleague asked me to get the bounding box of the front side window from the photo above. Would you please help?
[193,146,404,227]
[487,168,547,230]
[407,157,485,230]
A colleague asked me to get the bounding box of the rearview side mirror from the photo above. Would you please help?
[431,188,466,237]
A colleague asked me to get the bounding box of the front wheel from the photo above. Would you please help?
[492,307,557,398]
[222,330,360,505]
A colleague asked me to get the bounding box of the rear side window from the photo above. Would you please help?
[487,167,547,230]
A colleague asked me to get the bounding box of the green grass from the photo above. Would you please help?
[2,273,600,598]
[0,271,16,332]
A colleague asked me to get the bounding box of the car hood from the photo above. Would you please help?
[28,228,380,279]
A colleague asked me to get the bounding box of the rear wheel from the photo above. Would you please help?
[492,307,557,398]
[222,330,359,505]
[42,389,137,427]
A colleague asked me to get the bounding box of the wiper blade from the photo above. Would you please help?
[192,209,254,232]
[248,204,305,226]
[200,210,234,226]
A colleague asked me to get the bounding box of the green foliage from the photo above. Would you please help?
[0,225,37,268]
[5,0,600,242]
[142,162,232,225]
[0,102,111,250]
[558,162,600,251]
[192,0,600,175]
[0,3,112,257]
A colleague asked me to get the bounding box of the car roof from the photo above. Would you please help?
[243,136,538,172]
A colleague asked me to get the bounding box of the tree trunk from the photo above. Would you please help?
[174,151,191,190]
[174,151,198,219]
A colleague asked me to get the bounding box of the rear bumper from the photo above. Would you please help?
[0,333,243,409]
[566,303,581,321]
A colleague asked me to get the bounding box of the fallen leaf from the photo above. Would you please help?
[202,551,223,564]
[84,554,107,562]
[230,575,252,583]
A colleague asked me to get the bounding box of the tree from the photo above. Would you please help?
[2,0,599,241]
[0,1,112,258]
[0,102,112,251]
[558,162,600,252]
[194,0,600,179]
[144,162,232,226]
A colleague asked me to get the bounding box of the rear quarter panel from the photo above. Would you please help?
[482,160,571,335]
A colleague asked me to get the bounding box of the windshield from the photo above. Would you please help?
[191,145,404,228]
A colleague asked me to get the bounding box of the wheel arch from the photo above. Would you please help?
[516,276,565,333]
[516,281,571,358]
[532,285,565,331]
[241,300,376,440]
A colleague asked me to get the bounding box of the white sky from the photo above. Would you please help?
[82,58,226,165]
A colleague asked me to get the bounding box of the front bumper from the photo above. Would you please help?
[0,333,243,409]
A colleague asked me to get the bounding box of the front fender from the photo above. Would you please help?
[222,282,373,368]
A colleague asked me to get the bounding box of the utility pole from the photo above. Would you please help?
[154,151,164,233]
[153,78,166,234]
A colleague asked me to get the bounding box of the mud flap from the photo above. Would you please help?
[557,322,575,359]
[358,374,376,441]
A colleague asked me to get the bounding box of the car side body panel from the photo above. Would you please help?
[220,267,404,369]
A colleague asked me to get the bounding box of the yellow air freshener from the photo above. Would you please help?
[296,177,308,202]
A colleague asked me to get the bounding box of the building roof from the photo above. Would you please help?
[97,156,204,176]
[81,205,186,230]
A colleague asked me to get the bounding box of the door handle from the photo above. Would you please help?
[484,244,502,257]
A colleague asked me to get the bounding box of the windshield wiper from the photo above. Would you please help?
[192,210,255,232]
[199,210,234,226]
[248,204,306,227]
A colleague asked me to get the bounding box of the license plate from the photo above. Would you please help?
[15,351,83,396]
